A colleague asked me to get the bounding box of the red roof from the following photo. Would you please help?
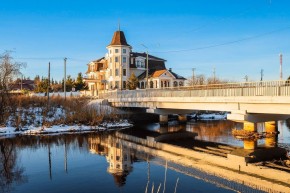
[108,31,130,46]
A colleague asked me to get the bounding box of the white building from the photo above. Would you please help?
[84,29,185,96]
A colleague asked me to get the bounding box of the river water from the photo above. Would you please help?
[1,119,289,193]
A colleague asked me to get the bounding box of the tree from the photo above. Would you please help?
[126,73,139,90]
[0,52,25,124]
[74,72,86,91]
[65,75,74,92]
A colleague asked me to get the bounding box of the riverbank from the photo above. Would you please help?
[0,120,133,137]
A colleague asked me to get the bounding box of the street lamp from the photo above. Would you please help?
[141,44,149,88]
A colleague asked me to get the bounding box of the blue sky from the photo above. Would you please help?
[0,0,289,81]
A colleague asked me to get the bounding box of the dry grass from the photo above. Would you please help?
[3,95,120,128]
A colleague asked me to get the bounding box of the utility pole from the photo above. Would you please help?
[244,75,248,82]
[279,53,283,80]
[260,69,264,81]
[47,62,50,106]
[192,68,196,86]
[213,66,216,83]
[64,58,67,100]
[20,74,23,91]
[141,44,149,88]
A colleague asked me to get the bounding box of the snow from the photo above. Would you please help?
[0,120,133,137]
[30,91,81,97]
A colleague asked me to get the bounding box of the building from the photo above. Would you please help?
[84,29,185,96]
[9,79,35,91]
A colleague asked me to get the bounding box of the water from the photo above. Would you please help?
[1,119,290,193]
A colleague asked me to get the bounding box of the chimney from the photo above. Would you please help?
[169,68,172,72]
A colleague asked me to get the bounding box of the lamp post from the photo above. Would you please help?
[141,44,149,88]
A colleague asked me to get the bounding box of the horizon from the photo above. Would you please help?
[1,0,290,82]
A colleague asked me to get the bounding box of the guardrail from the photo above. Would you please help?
[99,80,290,99]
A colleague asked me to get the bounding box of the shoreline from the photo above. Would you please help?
[0,120,133,137]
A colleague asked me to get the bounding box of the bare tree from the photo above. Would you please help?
[186,74,206,86]
[0,52,25,125]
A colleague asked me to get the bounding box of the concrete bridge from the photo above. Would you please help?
[99,80,290,123]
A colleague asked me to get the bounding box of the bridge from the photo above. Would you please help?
[99,80,290,129]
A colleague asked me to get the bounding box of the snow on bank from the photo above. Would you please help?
[0,120,133,137]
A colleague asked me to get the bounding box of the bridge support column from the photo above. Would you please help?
[243,122,257,132]
[178,114,187,124]
[265,121,278,148]
[159,115,168,125]
[243,139,257,150]
[265,121,278,133]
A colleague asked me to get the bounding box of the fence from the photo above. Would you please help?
[99,80,290,99]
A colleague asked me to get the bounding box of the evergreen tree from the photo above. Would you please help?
[126,73,139,90]
[74,72,86,91]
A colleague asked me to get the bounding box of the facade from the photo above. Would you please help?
[84,30,185,96]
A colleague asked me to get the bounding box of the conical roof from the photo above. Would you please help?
[108,30,130,46]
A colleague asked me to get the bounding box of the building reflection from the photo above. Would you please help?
[89,134,135,187]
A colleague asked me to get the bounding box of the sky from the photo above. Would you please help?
[0,0,290,82]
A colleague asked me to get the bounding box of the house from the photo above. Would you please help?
[84,29,185,96]
[9,79,35,91]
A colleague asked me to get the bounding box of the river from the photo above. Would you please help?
[0,119,289,193]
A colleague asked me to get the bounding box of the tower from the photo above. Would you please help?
[106,29,132,89]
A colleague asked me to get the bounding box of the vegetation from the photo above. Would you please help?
[186,73,231,86]
[1,95,122,129]
[0,52,26,125]
[33,72,87,93]
[126,73,139,90]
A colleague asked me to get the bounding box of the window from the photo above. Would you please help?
[115,49,119,53]
[110,69,112,76]
[137,61,140,68]
[123,81,126,89]
[174,81,178,87]
[116,156,120,161]
[110,50,112,54]
[115,57,119,62]
[115,68,119,76]
[124,155,127,161]
[141,61,145,68]
[123,69,126,76]
[123,49,126,54]
[115,81,119,88]
[123,57,126,63]
[109,57,112,63]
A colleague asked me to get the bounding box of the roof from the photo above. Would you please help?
[138,69,186,80]
[108,31,130,46]
[169,70,186,80]
[131,52,166,61]
[130,52,166,70]
[151,69,167,78]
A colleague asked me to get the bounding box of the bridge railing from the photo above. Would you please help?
[99,80,290,99]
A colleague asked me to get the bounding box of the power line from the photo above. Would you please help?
[151,25,290,53]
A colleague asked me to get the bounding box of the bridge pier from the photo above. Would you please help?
[264,121,278,148]
[243,122,257,132]
[243,139,257,150]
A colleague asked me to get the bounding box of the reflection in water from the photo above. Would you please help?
[0,139,27,193]
[0,132,273,193]
[89,134,145,187]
